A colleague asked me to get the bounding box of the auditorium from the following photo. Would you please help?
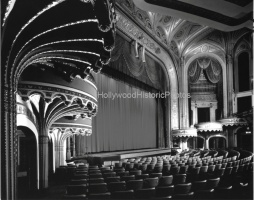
[1,0,253,199]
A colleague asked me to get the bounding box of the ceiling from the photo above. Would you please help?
[133,0,253,31]
[116,0,251,62]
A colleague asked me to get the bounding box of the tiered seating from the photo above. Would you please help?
[55,149,253,199]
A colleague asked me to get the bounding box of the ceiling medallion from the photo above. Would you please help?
[201,45,209,52]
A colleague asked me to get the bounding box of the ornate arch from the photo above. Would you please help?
[17,118,40,190]
[184,52,228,120]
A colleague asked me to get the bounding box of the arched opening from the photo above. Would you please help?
[238,52,250,92]
[17,126,37,199]
[209,137,226,149]
[187,56,224,125]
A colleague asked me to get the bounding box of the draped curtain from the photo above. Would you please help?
[188,58,222,84]
[110,34,166,91]
[84,73,157,152]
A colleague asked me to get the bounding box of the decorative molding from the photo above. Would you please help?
[235,40,251,56]
[50,126,92,136]
[191,94,217,102]
[219,117,248,126]
[172,128,197,137]
[195,122,223,132]
[116,11,161,55]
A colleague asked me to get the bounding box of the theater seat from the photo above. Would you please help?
[126,179,143,191]
[89,183,108,194]
[214,185,232,199]
[192,180,207,191]
[111,190,134,199]
[173,174,186,184]
[206,178,220,189]
[150,173,162,178]
[174,183,192,195]
[143,177,159,188]
[194,188,214,199]
[158,175,173,186]
[107,181,126,192]
[104,176,120,183]
[136,174,149,180]
[129,170,142,176]
[135,187,156,199]
[121,175,135,182]
[155,185,174,198]
[173,191,194,199]
[66,185,87,195]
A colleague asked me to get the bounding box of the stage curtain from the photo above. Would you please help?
[87,73,157,152]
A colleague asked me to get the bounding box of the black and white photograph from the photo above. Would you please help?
[1,0,253,199]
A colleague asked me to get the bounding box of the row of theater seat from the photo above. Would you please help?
[60,157,253,199]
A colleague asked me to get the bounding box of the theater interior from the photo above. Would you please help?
[1,0,253,199]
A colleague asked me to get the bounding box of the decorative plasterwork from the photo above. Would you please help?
[172,128,197,137]
[195,122,223,132]
[116,11,161,55]
[50,123,92,136]
[18,82,97,116]
[234,40,251,56]
[191,94,217,102]
[185,43,226,65]
[219,117,248,126]
[17,103,37,125]
[133,0,253,31]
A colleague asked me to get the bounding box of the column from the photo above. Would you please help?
[180,57,189,128]
[72,135,76,157]
[204,136,209,150]
[192,138,197,149]
[181,138,188,151]
[55,145,64,168]
[66,137,71,160]
[191,103,198,125]
[227,127,235,148]
[227,54,234,116]
[39,135,49,189]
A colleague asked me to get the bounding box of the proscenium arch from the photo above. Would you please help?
[117,28,179,131]
[16,115,40,190]
[144,47,173,146]
[184,52,228,121]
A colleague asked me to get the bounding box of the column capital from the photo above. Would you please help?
[180,56,185,67]
[226,54,233,64]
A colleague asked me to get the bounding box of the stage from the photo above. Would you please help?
[73,148,171,165]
